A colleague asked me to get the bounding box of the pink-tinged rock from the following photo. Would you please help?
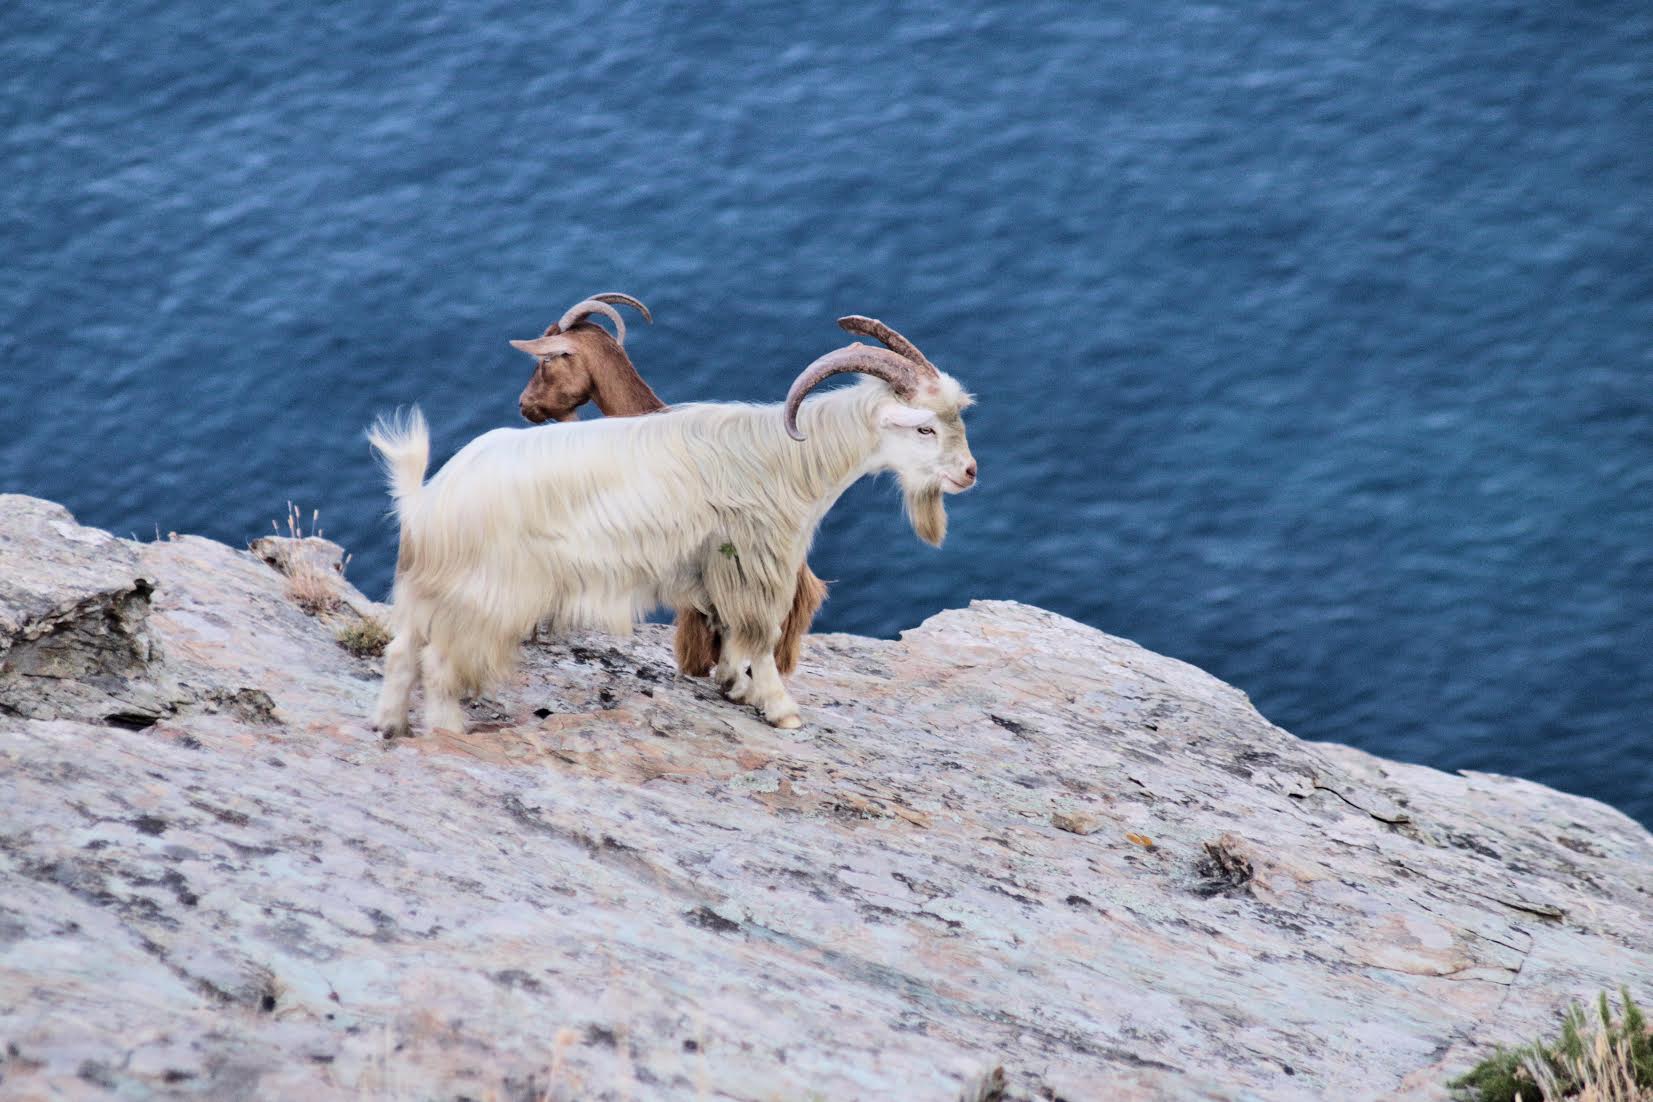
[1,494,1649,1100]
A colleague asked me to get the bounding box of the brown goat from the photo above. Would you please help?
[512,294,827,677]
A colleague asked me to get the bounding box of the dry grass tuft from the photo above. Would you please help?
[270,502,348,615]
[1453,988,1652,1101]
[286,567,340,615]
[336,618,390,658]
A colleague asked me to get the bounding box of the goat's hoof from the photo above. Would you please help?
[374,721,412,740]
[424,710,468,736]
[770,713,802,730]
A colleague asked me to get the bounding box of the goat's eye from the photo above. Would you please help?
[916,425,935,436]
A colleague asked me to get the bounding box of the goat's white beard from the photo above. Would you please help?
[904,483,947,547]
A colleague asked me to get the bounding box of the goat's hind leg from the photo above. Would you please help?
[372,626,420,739]
[419,640,468,735]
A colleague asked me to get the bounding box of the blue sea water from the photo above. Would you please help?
[3,2,1649,824]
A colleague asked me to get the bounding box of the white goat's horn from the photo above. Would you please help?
[837,315,936,372]
[556,299,628,346]
[783,343,929,442]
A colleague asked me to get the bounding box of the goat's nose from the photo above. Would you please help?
[964,461,977,481]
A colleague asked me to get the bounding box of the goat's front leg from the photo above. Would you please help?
[713,644,752,704]
[722,624,800,729]
[701,549,799,726]
[702,609,749,699]
[745,648,801,729]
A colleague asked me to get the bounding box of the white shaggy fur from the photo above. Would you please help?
[369,376,976,736]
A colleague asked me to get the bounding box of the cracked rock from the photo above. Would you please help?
[0,495,168,723]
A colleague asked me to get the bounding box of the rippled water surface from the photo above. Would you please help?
[4,3,1649,823]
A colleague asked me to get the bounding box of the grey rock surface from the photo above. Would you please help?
[1,494,1649,1100]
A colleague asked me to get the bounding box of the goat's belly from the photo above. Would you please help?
[528,553,665,625]
[538,571,705,637]
[541,590,642,636]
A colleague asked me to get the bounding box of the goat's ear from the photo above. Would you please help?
[509,335,573,358]
[877,403,937,430]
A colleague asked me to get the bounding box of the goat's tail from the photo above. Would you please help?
[367,407,430,509]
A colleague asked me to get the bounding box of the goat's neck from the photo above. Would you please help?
[782,387,885,507]
[590,355,668,417]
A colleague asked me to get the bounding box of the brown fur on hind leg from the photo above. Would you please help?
[671,563,827,677]
[673,607,720,677]
[773,565,827,675]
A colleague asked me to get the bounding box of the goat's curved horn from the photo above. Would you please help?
[591,292,652,325]
[837,315,935,373]
[783,343,927,442]
[557,299,629,346]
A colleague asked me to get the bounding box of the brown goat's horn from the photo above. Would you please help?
[783,343,929,442]
[837,315,936,372]
[591,292,652,324]
[557,299,629,346]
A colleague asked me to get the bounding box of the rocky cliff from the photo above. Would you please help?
[1,493,1649,1101]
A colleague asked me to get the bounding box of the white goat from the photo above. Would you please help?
[369,317,977,736]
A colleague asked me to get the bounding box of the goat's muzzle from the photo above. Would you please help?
[520,402,578,425]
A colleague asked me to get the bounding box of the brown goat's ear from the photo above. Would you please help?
[510,335,573,358]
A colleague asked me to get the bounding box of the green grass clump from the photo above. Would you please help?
[1452,988,1651,1101]
[336,618,390,658]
